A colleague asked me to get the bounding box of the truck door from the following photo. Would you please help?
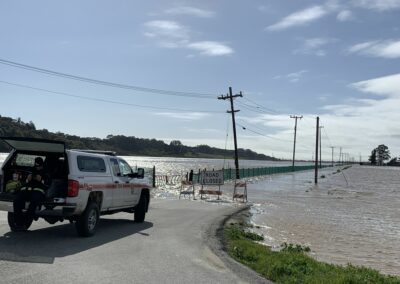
[109,158,136,207]
[117,158,138,206]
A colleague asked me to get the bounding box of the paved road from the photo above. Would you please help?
[0,199,264,284]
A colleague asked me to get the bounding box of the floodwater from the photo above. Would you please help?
[248,165,400,276]
[120,156,316,175]
[1,153,398,275]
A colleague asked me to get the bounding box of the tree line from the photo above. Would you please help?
[0,115,278,161]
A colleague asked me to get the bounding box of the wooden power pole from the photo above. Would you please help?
[315,117,319,184]
[290,115,302,170]
[218,87,243,179]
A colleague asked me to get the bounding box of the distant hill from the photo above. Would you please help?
[0,115,278,161]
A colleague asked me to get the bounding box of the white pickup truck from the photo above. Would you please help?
[0,137,151,237]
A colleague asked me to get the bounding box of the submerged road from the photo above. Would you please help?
[0,199,267,284]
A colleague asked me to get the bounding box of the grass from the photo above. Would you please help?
[224,224,400,284]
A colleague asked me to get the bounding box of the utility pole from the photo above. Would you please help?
[339,147,342,165]
[330,146,335,167]
[218,87,243,179]
[290,115,302,170]
[319,126,324,168]
[315,117,319,184]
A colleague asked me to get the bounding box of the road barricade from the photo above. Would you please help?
[199,170,224,200]
[199,188,222,200]
[179,180,195,199]
[233,181,247,202]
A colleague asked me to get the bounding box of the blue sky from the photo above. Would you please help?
[1,0,400,160]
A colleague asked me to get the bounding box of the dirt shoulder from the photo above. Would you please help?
[204,204,273,284]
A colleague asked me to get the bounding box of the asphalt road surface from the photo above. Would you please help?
[0,199,266,284]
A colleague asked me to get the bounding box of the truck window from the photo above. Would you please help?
[118,160,132,176]
[77,156,106,172]
[110,158,121,176]
[14,154,45,167]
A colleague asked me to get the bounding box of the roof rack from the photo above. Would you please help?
[70,149,117,156]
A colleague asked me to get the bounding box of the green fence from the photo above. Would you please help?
[153,165,333,187]
[192,165,331,183]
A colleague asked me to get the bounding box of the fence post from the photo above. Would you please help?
[152,166,156,187]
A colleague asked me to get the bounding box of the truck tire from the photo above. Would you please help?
[134,194,147,223]
[8,212,33,232]
[75,202,99,237]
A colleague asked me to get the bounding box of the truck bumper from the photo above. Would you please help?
[0,200,77,216]
[0,201,13,212]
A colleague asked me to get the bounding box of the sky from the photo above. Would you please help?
[0,0,400,161]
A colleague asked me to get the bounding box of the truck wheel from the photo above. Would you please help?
[8,212,33,232]
[75,202,99,237]
[134,194,147,223]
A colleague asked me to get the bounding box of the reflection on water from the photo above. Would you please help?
[120,156,315,175]
[249,166,400,276]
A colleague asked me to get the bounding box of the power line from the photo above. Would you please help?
[237,122,314,155]
[236,122,292,142]
[0,58,216,98]
[237,120,315,150]
[242,97,279,114]
[322,127,333,148]
[0,80,224,113]
[236,101,269,114]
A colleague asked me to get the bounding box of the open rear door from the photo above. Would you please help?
[0,137,65,153]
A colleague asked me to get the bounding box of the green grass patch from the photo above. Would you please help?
[225,224,400,284]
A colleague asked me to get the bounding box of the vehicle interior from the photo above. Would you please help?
[0,151,69,202]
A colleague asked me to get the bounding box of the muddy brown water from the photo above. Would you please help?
[248,165,400,276]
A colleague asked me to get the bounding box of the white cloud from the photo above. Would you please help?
[318,73,400,156]
[237,73,400,160]
[287,70,308,82]
[274,70,308,83]
[144,20,234,56]
[337,10,354,21]
[155,112,210,121]
[144,20,189,42]
[351,73,400,96]
[348,39,400,58]
[266,5,329,31]
[352,0,400,11]
[165,6,215,18]
[294,37,336,56]
[187,41,233,56]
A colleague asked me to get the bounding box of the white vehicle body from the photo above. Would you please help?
[0,137,151,237]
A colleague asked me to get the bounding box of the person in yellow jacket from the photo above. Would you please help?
[5,172,22,193]
[13,157,49,227]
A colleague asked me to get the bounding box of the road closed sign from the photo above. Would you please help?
[200,170,224,185]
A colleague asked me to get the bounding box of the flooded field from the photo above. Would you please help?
[249,165,400,276]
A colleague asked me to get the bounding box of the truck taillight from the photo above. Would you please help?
[68,180,79,197]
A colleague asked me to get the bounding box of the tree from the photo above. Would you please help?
[169,140,182,147]
[370,144,391,166]
[369,149,376,165]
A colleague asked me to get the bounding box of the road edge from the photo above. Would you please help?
[203,204,273,284]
